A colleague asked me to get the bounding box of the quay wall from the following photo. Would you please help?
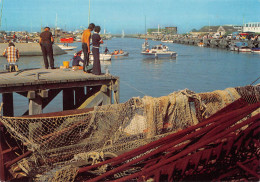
[171,37,260,49]
[0,43,66,56]
[122,34,260,49]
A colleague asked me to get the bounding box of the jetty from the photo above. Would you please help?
[171,37,260,49]
[0,68,119,116]
[0,43,66,56]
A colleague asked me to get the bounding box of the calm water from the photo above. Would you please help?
[0,38,259,116]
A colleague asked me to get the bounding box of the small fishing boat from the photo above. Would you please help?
[80,50,112,61]
[197,42,204,47]
[57,44,77,51]
[111,51,129,56]
[141,44,177,58]
[251,47,260,54]
[58,37,77,50]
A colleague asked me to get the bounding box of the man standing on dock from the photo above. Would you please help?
[3,42,20,72]
[39,27,55,69]
[81,23,95,72]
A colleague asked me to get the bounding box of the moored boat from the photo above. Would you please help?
[197,42,204,47]
[229,42,251,52]
[57,44,77,51]
[251,47,260,53]
[80,50,112,61]
[141,44,177,58]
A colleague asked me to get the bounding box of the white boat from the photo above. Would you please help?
[229,42,251,52]
[141,44,177,58]
[80,51,112,61]
[251,48,260,53]
[57,44,77,51]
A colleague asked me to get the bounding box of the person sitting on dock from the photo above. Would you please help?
[72,51,84,67]
[2,42,20,72]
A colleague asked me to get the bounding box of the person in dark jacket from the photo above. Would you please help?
[39,27,55,69]
[72,51,84,66]
[91,26,103,75]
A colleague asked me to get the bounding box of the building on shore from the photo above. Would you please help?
[243,22,260,33]
[147,25,178,35]
[190,25,242,36]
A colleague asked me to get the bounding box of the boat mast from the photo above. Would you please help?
[145,15,146,37]
[88,0,90,25]
[0,0,4,31]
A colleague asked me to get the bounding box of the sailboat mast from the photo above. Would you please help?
[145,15,146,36]
[88,0,90,25]
[0,0,4,30]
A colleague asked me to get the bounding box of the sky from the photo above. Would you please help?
[1,0,260,34]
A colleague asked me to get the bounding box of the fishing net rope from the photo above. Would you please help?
[0,85,259,181]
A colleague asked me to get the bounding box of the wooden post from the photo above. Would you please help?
[101,85,111,105]
[29,93,43,115]
[2,93,14,117]
[74,87,85,107]
[63,88,74,110]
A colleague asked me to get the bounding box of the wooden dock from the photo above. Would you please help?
[0,68,119,116]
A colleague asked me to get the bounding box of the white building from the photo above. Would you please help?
[243,22,260,33]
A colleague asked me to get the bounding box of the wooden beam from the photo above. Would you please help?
[23,89,62,116]
[78,86,107,109]
[2,93,14,117]
[63,88,74,110]
[74,87,85,107]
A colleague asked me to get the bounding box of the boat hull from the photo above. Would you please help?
[111,52,129,57]
[141,51,177,58]
[81,52,112,61]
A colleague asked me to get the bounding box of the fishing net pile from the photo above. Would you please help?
[0,85,259,181]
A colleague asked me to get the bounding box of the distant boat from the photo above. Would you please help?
[197,42,205,47]
[80,50,112,61]
[58,37,76,50]
[111,51,129,57]
[229,42,251,52]
[161,40,173,43]
[141,43,177,58]
[57,44,77,51]
[251,47,260,54]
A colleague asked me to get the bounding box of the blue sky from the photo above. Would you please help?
[1,0,260,33]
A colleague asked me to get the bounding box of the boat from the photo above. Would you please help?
[161,39,173,43]
[141,43,177,58]
[229,42,251,52]
[58,37,77,50]
[197,42,204,47]
[251,47,260,53]
[57,44,77,51]
[79,50,112,61]
[111,51,129,57]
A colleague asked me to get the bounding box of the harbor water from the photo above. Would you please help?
[0,38,259,116]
